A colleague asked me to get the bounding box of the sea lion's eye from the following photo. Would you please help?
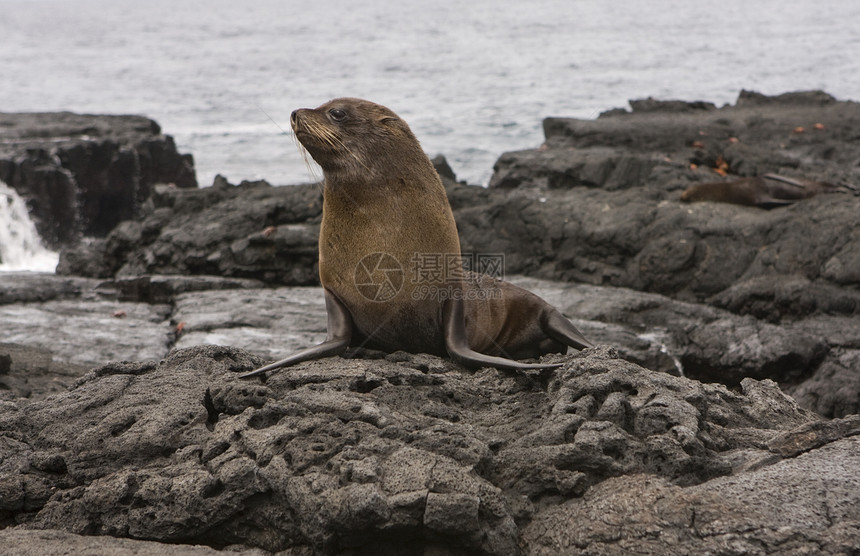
[329,109,347,122]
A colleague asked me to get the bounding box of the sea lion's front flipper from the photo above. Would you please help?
[238,289,353,378]
[756,198,798,209]
[443,298,561,371]
[543,309,594,350]
[839,181,859,194]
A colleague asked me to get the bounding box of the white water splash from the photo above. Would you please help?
[638,331,685,377]
[0,180,59,273]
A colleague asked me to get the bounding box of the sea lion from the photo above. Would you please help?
[240,98,592,378]
[680,173,853,208]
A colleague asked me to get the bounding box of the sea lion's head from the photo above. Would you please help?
[291,98,426,181]
[679,186,700,202]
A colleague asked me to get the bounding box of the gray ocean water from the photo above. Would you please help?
[2,0,858,190]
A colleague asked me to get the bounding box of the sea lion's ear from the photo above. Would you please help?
[379,117,400,124]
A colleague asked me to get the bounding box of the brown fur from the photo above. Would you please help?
[289,98,590,361]
[293,98,460,355]
[680,174,844,208]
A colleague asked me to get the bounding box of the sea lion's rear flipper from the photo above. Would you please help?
[762,174,810,190]
[239,289,353,378]
[543,310,594,350]
[443,298,562,371]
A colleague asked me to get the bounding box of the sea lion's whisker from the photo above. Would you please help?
[253,103,322,183]
[309,124,372,174]
[297,141,321,182]
[255,103,290,136]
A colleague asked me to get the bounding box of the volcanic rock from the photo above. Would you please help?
[3,345,857,555]
[0,112,196,248]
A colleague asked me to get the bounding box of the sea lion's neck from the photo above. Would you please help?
[320,169,460,253]
[322,157,445,202]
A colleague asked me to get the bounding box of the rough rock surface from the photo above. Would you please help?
[522,434,860,555]
[5,272,856,419]
[2,344,857,555]
[0,272,172,369]
[0,112,196,248]
[0,273,259,400]
[3,91,860,554]
[0,343,89,403]
[58,177,322,282]
[474,91,860,315]
[0,527,264,555]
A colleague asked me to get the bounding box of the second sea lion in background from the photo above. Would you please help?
[240,98,592,378]
[680,173,854,208]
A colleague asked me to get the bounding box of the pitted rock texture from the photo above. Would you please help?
[4,345,857,554]
[521,435,860,555]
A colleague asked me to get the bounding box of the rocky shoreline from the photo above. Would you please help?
[0,111,196,250]
[1,91,859,554]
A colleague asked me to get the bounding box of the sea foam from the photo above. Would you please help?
[0,180,59,273]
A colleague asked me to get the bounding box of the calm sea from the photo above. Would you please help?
[2,0,858,189]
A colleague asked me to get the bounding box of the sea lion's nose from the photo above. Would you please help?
[290,110,298,124]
